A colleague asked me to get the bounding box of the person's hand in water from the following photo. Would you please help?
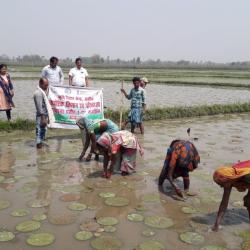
[184,190,197,196]
[175,188,184,198]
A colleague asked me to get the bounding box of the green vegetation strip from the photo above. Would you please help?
[2,102,250,131]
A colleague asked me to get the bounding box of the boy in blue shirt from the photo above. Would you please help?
[121,77,146,134]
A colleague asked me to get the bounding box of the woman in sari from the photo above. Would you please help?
[158,140,200,198]
[0,64,14,121]
[212,160,250,231]
[76,117,119,161]
[96,130,143,178]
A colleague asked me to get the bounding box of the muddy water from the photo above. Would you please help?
[1,79,250,120]
[0,114,250,249]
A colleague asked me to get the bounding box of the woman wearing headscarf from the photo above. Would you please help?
[212,160,250,231]
[158,140,200,198]
[76,117,119,161]
[96,130,144,178]
[0,64,14,121]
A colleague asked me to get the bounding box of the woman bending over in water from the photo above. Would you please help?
[158,140,200,198]
[212,160,250,231]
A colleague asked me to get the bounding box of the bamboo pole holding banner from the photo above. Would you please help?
[119,80,124,129]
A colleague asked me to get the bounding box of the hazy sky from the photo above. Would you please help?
[1,0,250,62]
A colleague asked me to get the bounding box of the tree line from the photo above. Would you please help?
[1,54,250,69]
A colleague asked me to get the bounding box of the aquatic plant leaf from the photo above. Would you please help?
[62,185,83,193]
[27,199,50,208]
[0,231,15,242]
[68,202,87,211]
[91,236,122,250]
[0,176,5,183]
[237,230,250,239]
[104,226,117,233]
[127,213,144,222]
[142,229,155,237]
[97,217,118,226]
[59,194,80,202]
[179,232,204,245]
[200,246,227,250]
[16,220,41,232]
[32,213,47,221]
[144,216,174,229]
[142,194,160,202]
[26,233,55,246]
[99,192,116,198]
[105,197,129,207]
[136,240,165,250]
[181,206,197,214]
[0,200,10,210]
[242,241,250,250]
[11,209,30,217]
[75,231,93,241]
[135,204,147,212]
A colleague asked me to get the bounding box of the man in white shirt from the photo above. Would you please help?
[69,58,89,87]
[41,57,64,86]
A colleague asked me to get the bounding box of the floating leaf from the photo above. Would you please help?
[181,207,197,214]
[136,240,164,250]
[0,200,10,210]
[237,230,250,239]
[62,185,83,193]
[142,194,160,202]
[68,202,87,211]
[48,212,77,225]
[97,217,118,226]
[142,229,155,237]
[11,209,30,217]
[0,176,5,183]
[59,194,80,202]
[99,192,116,198]
[135,204,147,212]
[200,246,227,250]
[91,236,122,250]
[127,213,144,222]
[16,220,41,232]
[26,233,55,246]
[104,226,116,233]
[32,213,47,221]
[137,171,149,176]
[144,216,174,229]
[105,197,129,207]
[27,199,50,208]
[3,178,16,184]
[179,232,204,245]
[0,231,15,242]
[75,231,93,241]
[96,180,118,189]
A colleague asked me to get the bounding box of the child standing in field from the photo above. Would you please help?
[121,77,146,134]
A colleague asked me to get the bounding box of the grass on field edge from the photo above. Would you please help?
[1,102,250,131]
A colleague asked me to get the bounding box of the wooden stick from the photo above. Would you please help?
[119,80,124,129]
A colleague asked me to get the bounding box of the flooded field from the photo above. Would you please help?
[1,114,250,250]
[1,79,250,120]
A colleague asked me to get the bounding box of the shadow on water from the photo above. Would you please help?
[192,208,249,226]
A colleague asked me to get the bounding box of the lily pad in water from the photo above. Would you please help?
[0,200,10,210]
[142,194,160,202]
[32,213,47,221]
[237,230,250,239]
[104,226,117,233]
[97,217,118,226]
[142,229,156,237]
[62,185,83,193]
[91,236,122,250]
[0,231,15,242]
[135,204,147,212]
[16,220,41,232]
[201,246,227,250]
[136,240,165,250]
[105,197,129,207]
[68,202,87,211]
[127,213,144,222]
[26,233,55,246]
[144,216,174,229]
[59,194,80,202]
[179,232,204,245]
[27,199,50,208]
[11,209,30,217]
[0,176,5,183]
[99,192,116,198]
[75,231,93,241]
[242,241,250,250]
[181,206,197,214]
